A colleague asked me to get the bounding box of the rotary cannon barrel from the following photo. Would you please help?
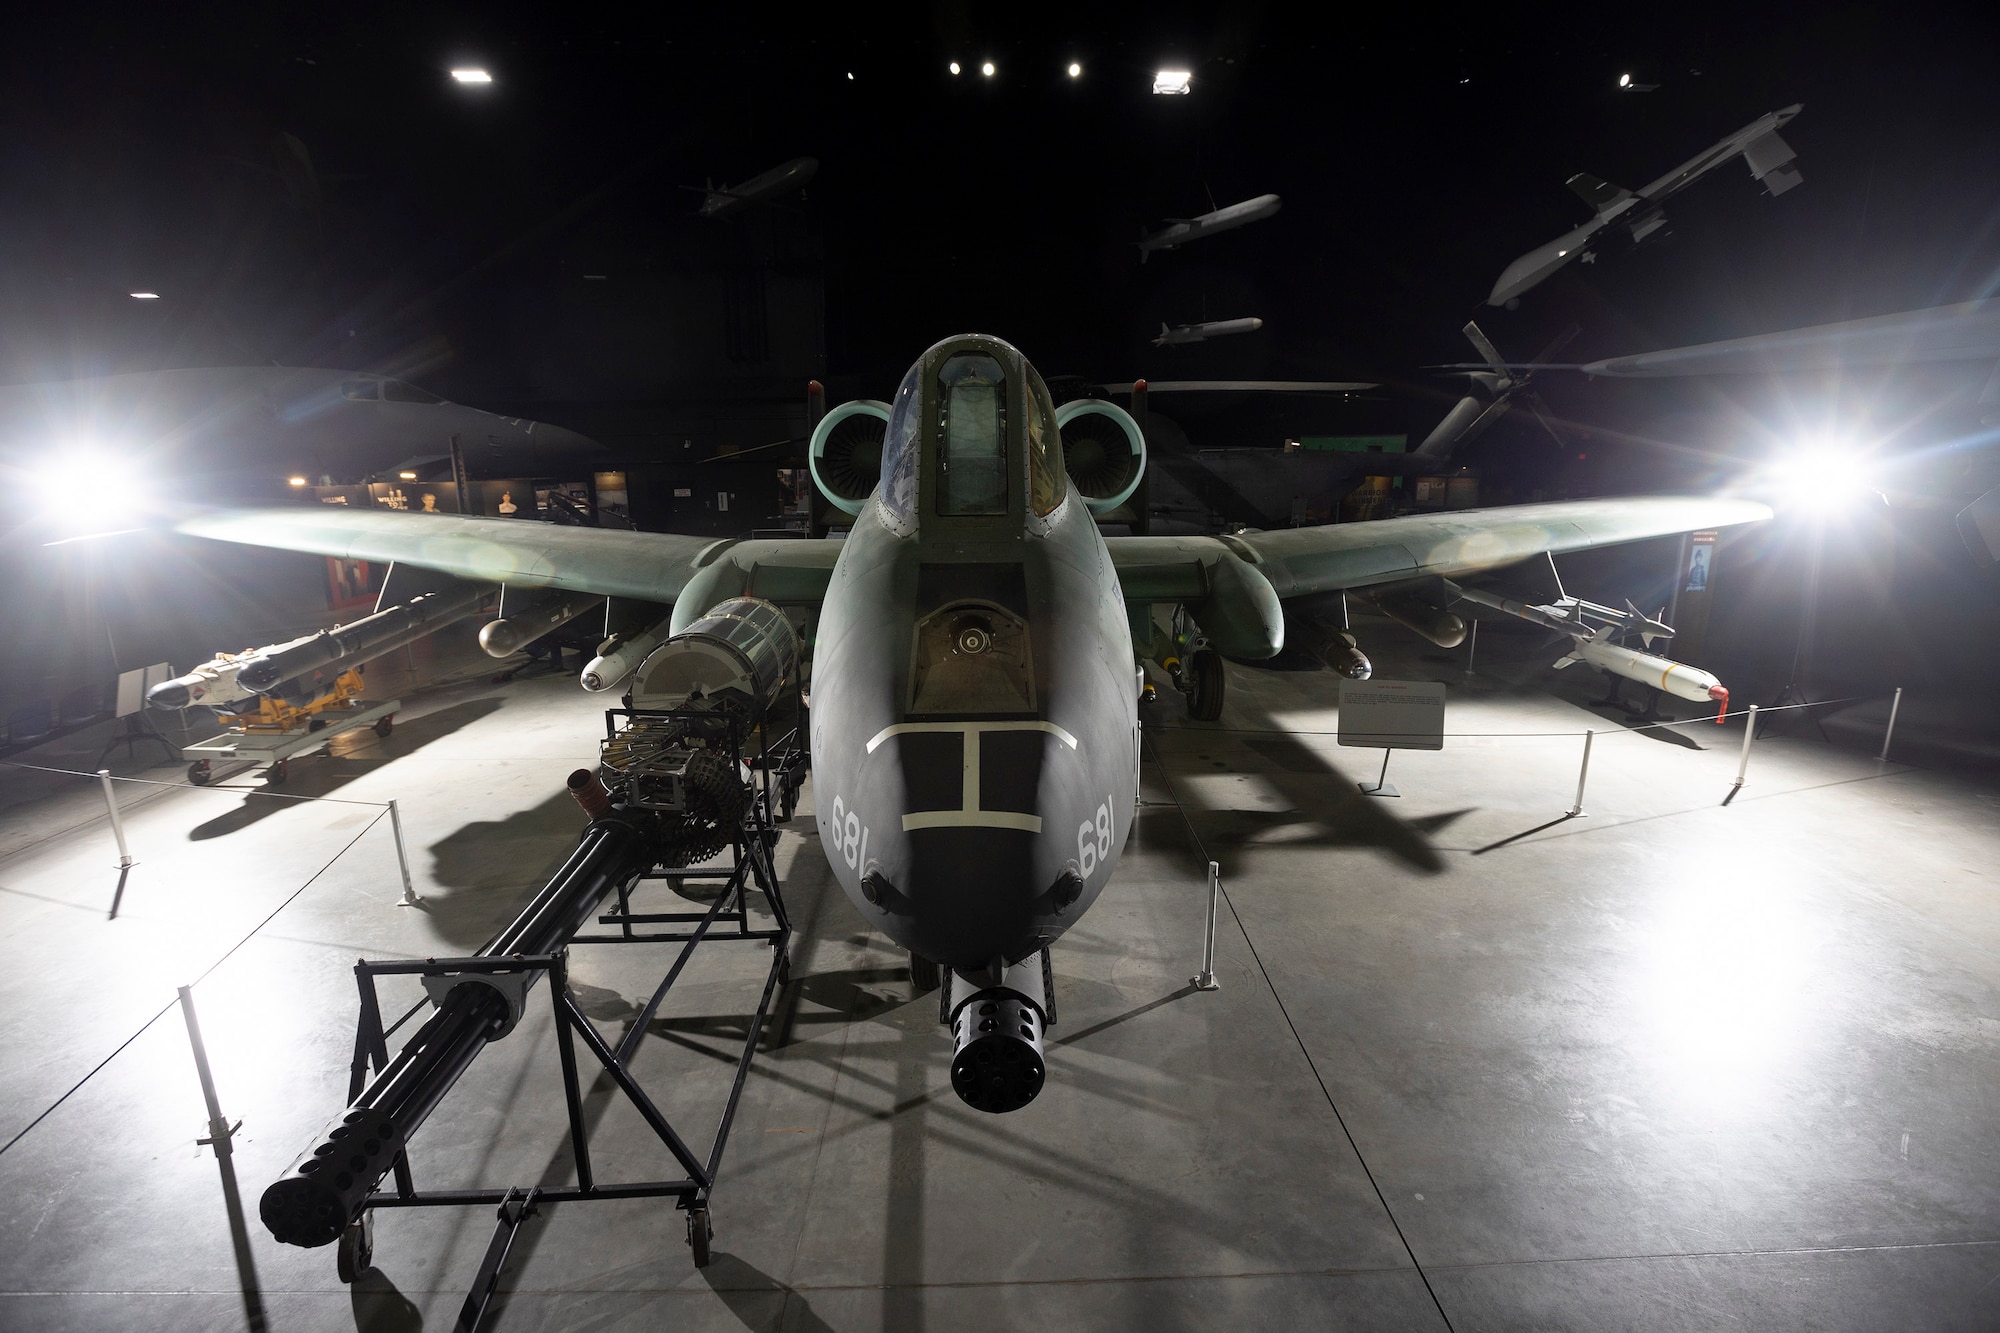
[259,814,656,1248]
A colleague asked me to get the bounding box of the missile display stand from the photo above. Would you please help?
[330,701,805,1324]
[181,697,399,785]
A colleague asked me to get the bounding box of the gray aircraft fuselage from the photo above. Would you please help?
[807,335,1137,970]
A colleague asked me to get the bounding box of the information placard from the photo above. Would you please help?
[1337,679,1446,750]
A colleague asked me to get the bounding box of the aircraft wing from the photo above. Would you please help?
[175,507,840,607]
[1107,496,1771,604]
[1580,299,2000,377]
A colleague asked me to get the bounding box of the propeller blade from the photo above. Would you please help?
[1462,321,1510,379]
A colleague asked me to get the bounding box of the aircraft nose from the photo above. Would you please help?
[864,720,1084,966]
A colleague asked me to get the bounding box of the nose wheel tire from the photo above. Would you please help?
[1185,649,1225,721]
[910,951,941,993]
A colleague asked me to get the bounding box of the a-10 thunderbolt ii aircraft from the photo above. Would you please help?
[179,333,1768,1114]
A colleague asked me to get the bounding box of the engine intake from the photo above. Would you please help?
[1054,400,1146,515]
[808,400,891,516]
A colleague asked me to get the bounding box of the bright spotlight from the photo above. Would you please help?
[981,61,995,77]
[949,61,961,75]
[398,470,418,480]
[1067,62,1082,78]
[450,68,492,84]
[129,291,159,300]
[1620,73,1632,87]
[288,476,308,487]
[846,71,854,81]
[1765,438,1879,513]
[1153,69,1192,95]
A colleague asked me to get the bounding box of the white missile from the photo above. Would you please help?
[1554,635,1729,716]
[580,616,676,692]
[1152,317,1264,347]
[1138,193,1281,260]
[146,635,318,710]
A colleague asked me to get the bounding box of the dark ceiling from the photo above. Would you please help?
[3,5,1997,431]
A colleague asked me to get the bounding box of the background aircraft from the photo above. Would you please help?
[1488,104,1805,307]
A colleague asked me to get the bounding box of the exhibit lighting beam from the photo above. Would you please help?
[129,292,159,299]
[450,68,493,84]
[1154,70,1192,95]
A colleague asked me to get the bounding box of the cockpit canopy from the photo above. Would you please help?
[879,335,1065,535]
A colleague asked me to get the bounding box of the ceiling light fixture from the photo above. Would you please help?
[450,68,492,84]
[129,292,159,300]
[1067,62,1082,78]
[981,61,995,77]
[1153,70,1192,95]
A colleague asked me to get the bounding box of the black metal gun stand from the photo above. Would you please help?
[340,703,806,1332]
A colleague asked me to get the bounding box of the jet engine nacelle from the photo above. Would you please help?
[1054,400,1146,516]
[808,399,891,516]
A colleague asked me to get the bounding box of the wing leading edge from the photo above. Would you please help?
[175,507,840,614]
[1106,496,1771,656]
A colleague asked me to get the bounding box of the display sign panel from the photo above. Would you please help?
[1337,679,1446,750]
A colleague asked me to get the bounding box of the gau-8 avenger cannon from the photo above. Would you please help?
[179,335,1769,1136]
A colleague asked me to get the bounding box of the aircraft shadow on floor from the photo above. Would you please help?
[184,696,505,841]
[1151,725,1464,875]
[419,786,605,948]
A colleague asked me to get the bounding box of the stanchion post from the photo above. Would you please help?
[98,768,133,868]
[99,769,136,920]
[178,984,267,1331]
[1722,704,1758,806]
[1133,716,1142,809]
[1879,687,1903,763]
[1567,729,1594,818]
[1192,860,1221,991]
[389,799,421,906]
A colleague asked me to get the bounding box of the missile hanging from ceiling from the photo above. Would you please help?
[1152,317,1264,347]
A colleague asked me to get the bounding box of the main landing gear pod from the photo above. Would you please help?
[944,955,1053,1113]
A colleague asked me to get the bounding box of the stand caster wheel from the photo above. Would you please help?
[188,761,211,786]
[910,951,941,993]
[268,759,289,785]
[335,1211,373,1284]
[686,1205,713,1268]
[374,714,395,738]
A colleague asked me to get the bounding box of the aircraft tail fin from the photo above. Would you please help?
[1567,173,1634,216]
[1743,130,1803,196]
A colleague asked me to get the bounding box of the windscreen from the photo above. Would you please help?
[878,361,923,527]
[1025,366,1065,517]
[936,353,1008,516]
